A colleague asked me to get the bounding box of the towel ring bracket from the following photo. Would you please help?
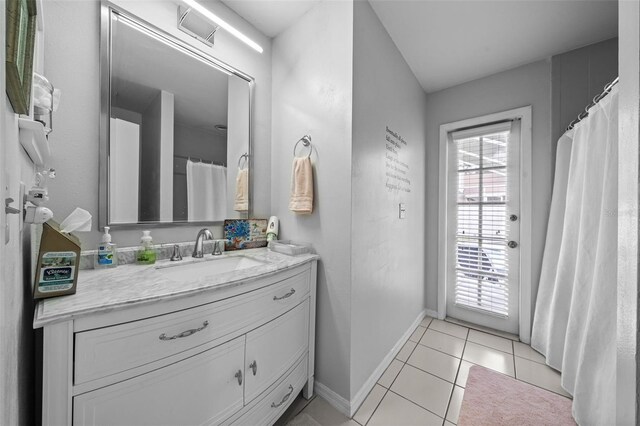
[238,153,249,170]
[293,135,312,158]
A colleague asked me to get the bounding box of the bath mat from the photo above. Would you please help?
[458,365,575,426]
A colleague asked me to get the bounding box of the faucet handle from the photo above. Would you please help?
[212,240,223,256]
[170,244,183,261]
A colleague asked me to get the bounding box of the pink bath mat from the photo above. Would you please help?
[458,365,576,426]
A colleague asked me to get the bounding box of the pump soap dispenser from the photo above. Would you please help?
[136,230,157,265]
[95,226,117,269]
[267,216,279,241]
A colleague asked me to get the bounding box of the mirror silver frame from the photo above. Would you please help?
[99,2,255,229]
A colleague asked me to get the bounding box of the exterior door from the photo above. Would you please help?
[446,120,521,334]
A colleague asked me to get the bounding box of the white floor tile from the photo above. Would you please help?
[368,391,443,426]
[289,397,358,426]
[390,364,453,418]
[445,318,519,341]
[396,340,417,362]
[407,344,461,382]
[353,384,386,426]
[446,386,464,424]
[467,329,513,354]
[409,326,427,343]
[514,357,571,398]
[445,422,456,426]
[428,319,469,340]
[378,359,403,388]
[513,341,546,364]
[275,394,313,426]
[419,329,466,358]
[462,341,515,376]
[420,316,434,328]
[455,360,475,388]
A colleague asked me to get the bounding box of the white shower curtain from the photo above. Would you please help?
[531,86,618,425]
[186,160,227,222]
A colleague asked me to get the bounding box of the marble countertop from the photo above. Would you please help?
[34,248,318,328]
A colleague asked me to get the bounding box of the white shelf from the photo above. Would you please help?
[18,118,51,167]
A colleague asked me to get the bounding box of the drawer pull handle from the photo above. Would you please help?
[158,321,209,341]
[235,370,243,386]
[273,289,295,301]
[249,360,258,376]
[271,385,294,408]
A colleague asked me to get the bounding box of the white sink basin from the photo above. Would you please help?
[156,255,267,281]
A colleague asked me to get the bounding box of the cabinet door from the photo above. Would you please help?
[74,336,245,426]
[244,300,309,403]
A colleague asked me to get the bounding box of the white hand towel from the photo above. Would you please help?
[289,157,313,214]
[234,168,249,212]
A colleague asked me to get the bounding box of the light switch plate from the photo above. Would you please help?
[399,203,406,219]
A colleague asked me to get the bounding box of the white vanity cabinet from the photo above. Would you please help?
[38,258,317,426]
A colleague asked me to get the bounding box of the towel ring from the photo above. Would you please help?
[293,135,312,158]
[238,153,249,170]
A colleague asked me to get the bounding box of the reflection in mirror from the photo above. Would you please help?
[104,8,251,226]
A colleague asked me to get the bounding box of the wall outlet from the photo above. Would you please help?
[399,203,406,219]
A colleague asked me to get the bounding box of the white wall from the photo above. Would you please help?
[350,0,427,399]
[271,0,354,401]
[43,0,271,248]
[425,60,552,322]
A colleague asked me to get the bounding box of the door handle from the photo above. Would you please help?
[508,241,518,249]
[235,369,243,386]
[249,360,258,376]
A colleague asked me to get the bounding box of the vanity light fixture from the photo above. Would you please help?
[115,13,232,76]
[182,0,264,54]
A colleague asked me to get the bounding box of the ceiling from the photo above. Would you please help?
[369,0,618,93]
[221,0,321,37]
[220,0,618,93]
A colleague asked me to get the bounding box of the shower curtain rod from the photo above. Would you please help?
[174,154,225,167]
[566,76,619,132]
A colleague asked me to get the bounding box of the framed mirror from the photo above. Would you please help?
[99,5,253,227]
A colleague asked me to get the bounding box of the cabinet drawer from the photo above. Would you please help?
[74,336,245,426]
[233,355,308,426]
[75,271,310,385]
[244,300,309,403]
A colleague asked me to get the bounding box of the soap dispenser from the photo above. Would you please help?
[95,227,117,269]
[136,230,157,265]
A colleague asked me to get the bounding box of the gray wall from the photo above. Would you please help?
[425,60,552,322]
[350,0,427,399]
[1,3,39,423]
[271,0,354,401]
[551,38,618,154]
[617,2,639,423]
[139,91,165,222]
[43,0,272,248]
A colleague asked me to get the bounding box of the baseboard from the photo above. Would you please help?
[314,381,351,417]
[348,308,428,416]
[425,308,438,319]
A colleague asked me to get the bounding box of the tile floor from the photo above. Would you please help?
[282,317,571,426]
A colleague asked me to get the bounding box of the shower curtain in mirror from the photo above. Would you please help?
[186,160,227,222]
[531,86,618,425]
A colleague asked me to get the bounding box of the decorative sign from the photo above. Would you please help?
[385,126,411,193]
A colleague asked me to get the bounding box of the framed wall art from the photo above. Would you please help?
[6,0,36,115]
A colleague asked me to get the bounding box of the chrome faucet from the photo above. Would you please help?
[192,228,213,258]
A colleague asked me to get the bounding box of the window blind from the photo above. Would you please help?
[453,123,511,317]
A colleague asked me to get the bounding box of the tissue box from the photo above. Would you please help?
[33,220,81,299]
